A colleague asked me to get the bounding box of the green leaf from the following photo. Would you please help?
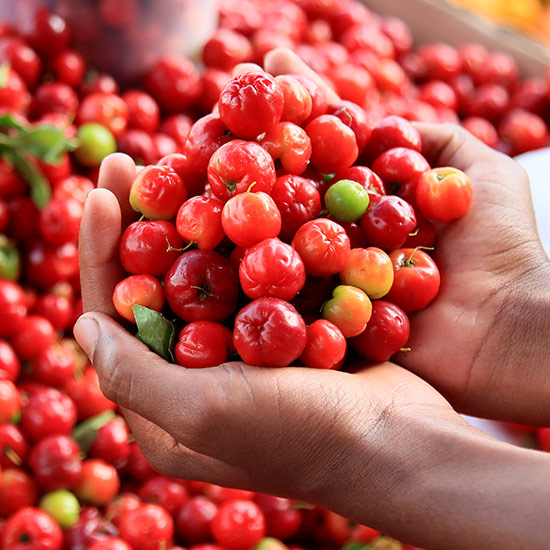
[0,113,28,131]
[14,125,78,164]
[72,410,117,453]
[0,241,21,281]
[342,543,372,550]
[6,150,51,208]
[133,305,175,362]
[0,62,10,89]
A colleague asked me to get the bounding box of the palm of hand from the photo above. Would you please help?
[397,125,548,418]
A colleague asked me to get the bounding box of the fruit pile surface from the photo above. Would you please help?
[0,1,549,549]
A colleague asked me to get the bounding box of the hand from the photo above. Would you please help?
[266,48,550,425]
[74,152,462,540]
[396,123,550,424]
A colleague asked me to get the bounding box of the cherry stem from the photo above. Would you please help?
[400,347,412,352]
[190,285,211,301]
[408,229,419,237]
[165,238,195,253]
[402,246,434,268]
[138,214,146,222]
[246,181,257,193]
[341,106,353,126]
[216,158,237,191]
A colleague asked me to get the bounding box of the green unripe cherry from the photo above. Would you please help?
[324,179,370,222]
[74,123,116,167]
[40,489,80,529]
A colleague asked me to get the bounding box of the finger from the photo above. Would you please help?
[414,122,508,171]
[120,408,252,485]
[263,47,340,104]
[79,188,124,317]
[97,153,139,227]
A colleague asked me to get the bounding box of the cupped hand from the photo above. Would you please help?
[266,47,550,425]
[395,123,550,424]
[74,153,472,544]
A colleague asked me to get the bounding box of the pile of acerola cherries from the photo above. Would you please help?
[1,1,549,549]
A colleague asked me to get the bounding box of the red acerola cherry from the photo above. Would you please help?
[299,319,346,370]
[176,496,218,545]
[305,115,358,174]
[165,250,239,323]
[176,195,225,250]
[0,468,39,517]
[120,221,183,276]
[350,300,410,362]
[292,218,351,277]
[119,503,174,550]
[0,506,63,550]
[207,140,276,202]
[129,165,187,220]
[239,238,306,301]
[11,315,57,361]
[233,298,307,368]
[175,321,234,369]
[74,459,120,507]
[28,435,81,490]
[211,499,266,550]
[0,340,20,382]
[112,274,165,324]
[219,71,284,139]
[138,476,188,516]
[21,388,76,441]
[222,192,282,248]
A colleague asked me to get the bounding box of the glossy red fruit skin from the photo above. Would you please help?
[176,496,218,544]
[75,459,120,507]
[0,467,38,517]
[176,195,225,250]
[119,503,174,550]
[129,165,187,220]
[11,315,57,362]
[0,424,28,468]
[207,140,276,202]
[222,192,281,248]
[32,82,79,117]
[202,28,252,71]
[461,117,499,148]
[239,238,306,301]
[0,281,27,338]
[305,115,358,174]
[32,343,76,386]
[64,367,116,420]
[0,68,30,113]
[88,538,132,550]
[362,116,422,163]
[233,298,307,368]
[104,492,141,527]
[175,321,234,369]
[270,175,322,242]
[165,250,239,323]
[360,195,417,251]
[77,93,128,137]
[386,248,441,313]
[28,435,81,490]
[371,147,431,204]
[89,418,130,466]
[51,49,85,87]
[122,90,160,134]
[254,494,302,541]
[138,476,188,516]
[292,218,351,278]
[258,121,312,175]
[25,241,79,290]
[326,100,372,153]
[219,71,284,139]
[0,37,41,86]
[21,388,76,441]
[0,340,21,382]
[145,55,201,112]
[0,506,63,550]
[120,221,182,276]
[350,300,410,362]
[498,109,549,156]
[211,499,266,550]
[299,319,346,370]
[112,274,165,324]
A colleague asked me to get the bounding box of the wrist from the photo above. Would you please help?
[326,405,550,550]
[480,258,550,424]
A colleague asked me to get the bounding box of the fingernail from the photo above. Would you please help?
[73,315,100,360]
